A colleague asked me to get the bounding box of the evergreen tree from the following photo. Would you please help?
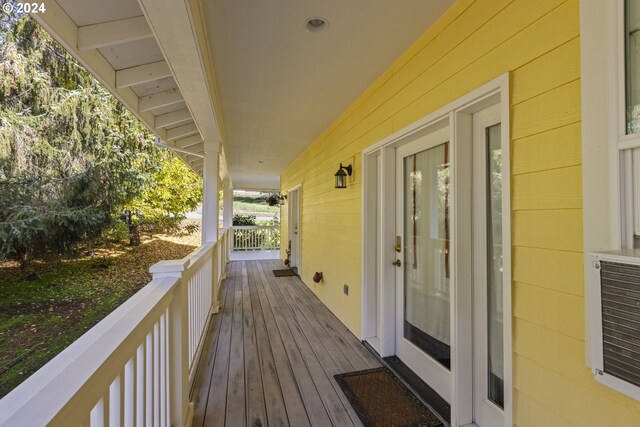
[0,16,200,266]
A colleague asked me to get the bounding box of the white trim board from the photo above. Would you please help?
[360,73,511,427]
[580,0,634,372]
[287,183,303,275]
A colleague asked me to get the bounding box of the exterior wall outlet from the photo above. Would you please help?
[343,284,349,295]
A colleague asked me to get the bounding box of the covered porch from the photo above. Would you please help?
[0,0,458,425]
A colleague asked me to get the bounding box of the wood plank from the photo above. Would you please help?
[277,271,355,374]
[253,263,333,427]
[247,263,311,427]
[271,267,364,426]
[116,60,172,89]
[166,123,198,140]
[245,262,290,427]
[511,122,582,176]
[174,134,204,149]
[240,263,268,427]
[77,16,152,51]
[511,165,582,211]
[514,390,573,427]
[511,80,581,140]
[514,318,595,391]
[139,89,183,112]
[513,282,584,340]
[225,263,246,426]
[155,108,193,128]
[515,354,640,426]
[512,210,583,252]
[266,261,365,372]
[511,37,580,105]
[202,262,237,427]
[279,261,379,370]
[512,246,583,297]
[260,263,356,426]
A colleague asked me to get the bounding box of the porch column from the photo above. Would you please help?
[202,145,221,313]
[222,181,233,261]
[222,180,233,230]
[202,144,220,245]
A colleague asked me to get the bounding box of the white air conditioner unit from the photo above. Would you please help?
[589,250,640,401]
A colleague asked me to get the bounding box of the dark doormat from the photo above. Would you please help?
[273,269,296,277]
[335,367,443,427]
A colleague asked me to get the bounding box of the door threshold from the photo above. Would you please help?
[362,341,451,426]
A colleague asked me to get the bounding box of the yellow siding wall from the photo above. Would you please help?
[280,0,640,425]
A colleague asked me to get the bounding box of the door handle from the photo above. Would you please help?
[392,259,401,267]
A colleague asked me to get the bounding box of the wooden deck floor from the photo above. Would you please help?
[191,260,381,427]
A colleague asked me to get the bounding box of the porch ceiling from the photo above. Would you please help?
[34,0,454,190]
[201,0,454,190]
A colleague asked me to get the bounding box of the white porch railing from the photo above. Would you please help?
[0,229,231,427]
[232,225,280,251]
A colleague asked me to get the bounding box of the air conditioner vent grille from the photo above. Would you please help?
[600,260,640,388]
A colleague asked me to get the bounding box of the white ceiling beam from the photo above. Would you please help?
[115,60,172,89]
[77,16,153,51]
[154,108,192,128]
[166,123,199,140]
[139,89,183,112]
[154,139,203,158]
[184,142,204,153]
[174,134,203,149]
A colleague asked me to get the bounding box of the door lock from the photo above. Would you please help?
[392,259,402,267]
[395,236,402,253]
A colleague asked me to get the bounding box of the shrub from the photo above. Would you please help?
[102,219,130,243]
[232,213,256,226]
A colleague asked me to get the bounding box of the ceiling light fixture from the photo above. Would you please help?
[305,17,328,33]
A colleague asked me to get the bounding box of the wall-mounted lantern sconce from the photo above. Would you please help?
[280,194,287,205]
[313,272,323,283]
[334,163,352,189]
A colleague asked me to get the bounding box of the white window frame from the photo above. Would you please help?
[581,0,640,366]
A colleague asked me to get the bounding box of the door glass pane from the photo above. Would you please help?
[486,124,504,408]
[626,0,640,134]
[403,142,451,369]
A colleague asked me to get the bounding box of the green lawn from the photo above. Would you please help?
[233,191,281,217]
[0,228,200,397]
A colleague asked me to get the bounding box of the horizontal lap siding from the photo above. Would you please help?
[280,0,640,424]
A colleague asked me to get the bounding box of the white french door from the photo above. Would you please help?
[395,125,452,403]
[362,76,511,427]
[472,104,505,426]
